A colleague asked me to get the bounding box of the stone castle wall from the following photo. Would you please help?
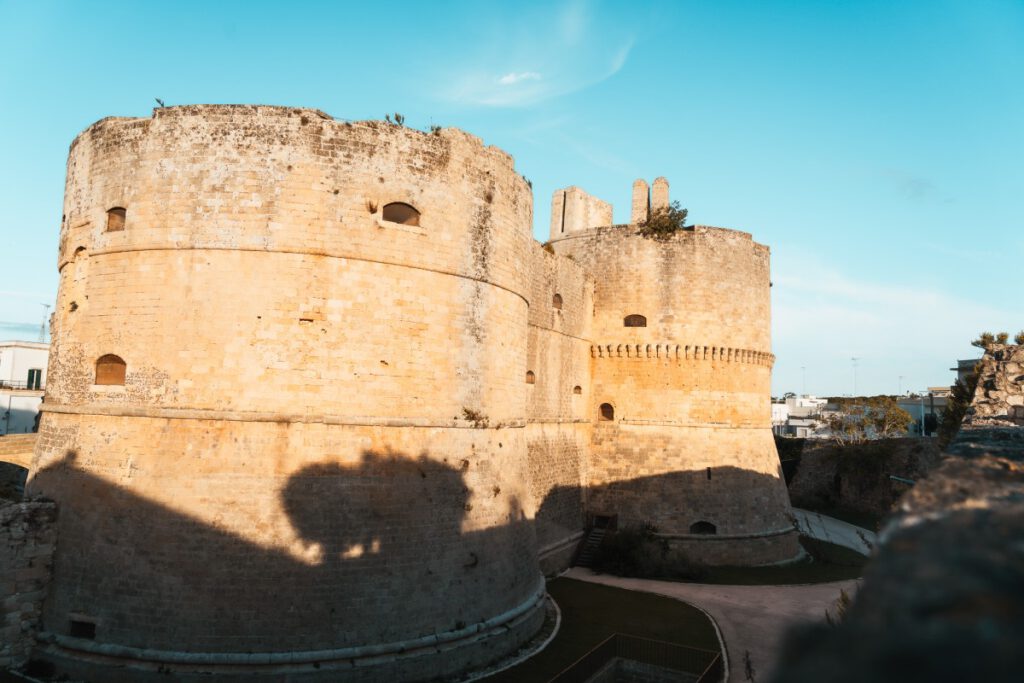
[23,104,799,680]
[550,224,799,564]
[524,244,593,572]
[549,186,613,239]
[30,105,544,681]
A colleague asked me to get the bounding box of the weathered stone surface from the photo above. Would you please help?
[30,105,544,682]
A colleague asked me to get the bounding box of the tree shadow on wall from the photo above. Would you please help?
[27,449,537,657]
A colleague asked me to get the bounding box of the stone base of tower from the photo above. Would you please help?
[29,585,546,683]
[586,425,803,567]
[658,527,803,566]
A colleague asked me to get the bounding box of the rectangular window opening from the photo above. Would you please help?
[69,619,96,639]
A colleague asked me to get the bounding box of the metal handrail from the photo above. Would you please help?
[0,380,43,390]
[548,632,722,683]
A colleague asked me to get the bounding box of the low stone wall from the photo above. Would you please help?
[0,500,57,669]
[0,433,37,468]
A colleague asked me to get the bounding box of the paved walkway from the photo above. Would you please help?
[791,508,877,554]
[564,568,859,683]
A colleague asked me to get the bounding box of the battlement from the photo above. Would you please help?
[548,176,678,240]
[590,343,774,366]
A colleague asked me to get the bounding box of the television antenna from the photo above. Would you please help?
[38,303,51,342]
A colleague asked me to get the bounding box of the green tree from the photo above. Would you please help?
[971,332,995,349]
[638,201,689,239]
[938,366,980,448]
[824,396,913,444]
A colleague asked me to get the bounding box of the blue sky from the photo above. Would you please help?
[1,0,1021,396]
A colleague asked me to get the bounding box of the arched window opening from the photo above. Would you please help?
[525,371,536,384]
[552,293,563,310]
[95,354,126,386]
[623,314,647,328]
[599,403,614,421]
[690,521,717,535]
[106,207,126,232]
[573,385,582,395]
[382,202,420,226]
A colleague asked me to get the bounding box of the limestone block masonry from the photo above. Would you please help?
[25,104,799,682]
[29,105,543,682]
[548,181,800,566]
[0,501,56,670]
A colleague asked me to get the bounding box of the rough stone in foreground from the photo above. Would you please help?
[771,345,1024,683]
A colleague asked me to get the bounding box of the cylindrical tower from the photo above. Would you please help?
[28,105,544,681]
[551,216,801,566]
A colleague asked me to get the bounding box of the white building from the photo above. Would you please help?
[786,394,829,418]
[0,341,49,435]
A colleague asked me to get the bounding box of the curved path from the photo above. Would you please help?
[564,568,859,683]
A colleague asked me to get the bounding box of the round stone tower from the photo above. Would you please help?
[28,105,544,681]
[550,179,801,566]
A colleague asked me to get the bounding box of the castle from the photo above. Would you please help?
[24,105,799,681]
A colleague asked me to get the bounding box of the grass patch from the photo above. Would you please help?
[484,577,719,682]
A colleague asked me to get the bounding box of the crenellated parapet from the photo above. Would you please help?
[590,343,775,366]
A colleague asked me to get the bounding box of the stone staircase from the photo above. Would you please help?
[573,526,608,568]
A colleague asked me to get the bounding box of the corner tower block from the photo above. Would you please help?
[652,176,670,212]
[549,186,613,240]
[631,179,650,224]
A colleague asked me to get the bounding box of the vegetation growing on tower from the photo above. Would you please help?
[637,200,689,239]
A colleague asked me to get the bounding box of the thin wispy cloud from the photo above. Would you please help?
[498,72,542,86]
[440,0,635,107]
[770,249,1018,395]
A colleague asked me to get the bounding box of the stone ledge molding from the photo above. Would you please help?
[591,343,775,366]
[616,419,767,429]
[41,403,528,429]
[526,322,591,343]
[37,578,545,668]
[654,526,797,542]
[537,531,586,558]
[61,245,530,306]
